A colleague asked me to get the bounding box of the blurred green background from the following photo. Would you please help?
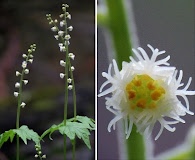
[0,0,95,159]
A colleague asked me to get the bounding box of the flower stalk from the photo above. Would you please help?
[15,44,36,160]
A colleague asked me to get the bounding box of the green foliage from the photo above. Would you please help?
[41,116,95,149]
[0,125,40,148]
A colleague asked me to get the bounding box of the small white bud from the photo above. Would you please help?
[60,60,66,67]
[24,69,29,74]
[42,155,46,158]
[29,59,33,63]
[58,30,64,36]
[68,85,73,90]
[70,66,75,71]
[54,35,59,40]
[67,78,72,83]
[54,19,58,23]
[60,46,66,52]
[22,61,27,68]
[29,54,34,58]
[15,82,20,88]
[60,21,65,27]
[65,34,71,40]
[67,14,71,19]
[22,54,27,58]
[68,26,73,31]
[21,102,26,108]
[38,151,42,155]
[14,92,19,97]
[68,53,75,60]
[16,71,21,76]
[51,26,57,32]
[23,80,28,85]
[35,154,38,158]
[60,73,65,79]
[59,14,64,18]
[58,43,63,47]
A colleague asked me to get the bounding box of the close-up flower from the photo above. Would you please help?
[98,44,195,140]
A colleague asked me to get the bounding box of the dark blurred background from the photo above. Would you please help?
[0,0,95,159]
[98,0,194,159]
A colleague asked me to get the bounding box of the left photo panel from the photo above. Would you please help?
[0,0,95,160]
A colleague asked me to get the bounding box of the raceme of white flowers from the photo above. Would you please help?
[14,44,36,108]
[46,4,74,91]
[98,44,195,140]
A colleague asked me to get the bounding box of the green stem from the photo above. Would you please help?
[16,62,25,160]
[126,125,145,160]
[105,0,132,70]
[105,0,145,159]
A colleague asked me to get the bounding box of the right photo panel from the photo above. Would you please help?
[97,0,195,160]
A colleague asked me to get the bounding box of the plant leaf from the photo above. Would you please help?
[13,125,40,145]
[0,130,15,148]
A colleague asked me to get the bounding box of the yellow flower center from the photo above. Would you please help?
[126,74,165,110]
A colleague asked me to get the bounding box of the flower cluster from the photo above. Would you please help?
[46,4,75,90]
[34,145,46,159]
[14,44,36,108]
[98,44,195,140]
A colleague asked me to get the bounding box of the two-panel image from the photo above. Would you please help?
[0,0,194,160]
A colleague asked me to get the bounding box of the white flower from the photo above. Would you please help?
[68,85,73,90]
[98,44,195,140]
[67,78,72,83]
[68,53,75,60]
[70,66,75,71]
[54,35,59,40]
[60,21,65,27]
[22,54,27,58]
[68,26,73,31]
[28,59,33,63]
[23,80,28,85]
[16,71,21,76]
[65,34,71,40]
[14,92,19,97]
[22,61,27,68]
[60,73,65,79]
[24,69,29,74]
[51,26,57,32]
[58,30,64,36]
[15,82,20,88]
[60,60,66,67]
[20,102,26,108]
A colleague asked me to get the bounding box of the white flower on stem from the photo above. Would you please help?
[42,155,46,159]
[68,26,73,31]
[60,60,66,67]
[34,155,38,158]
[65,34,71,40]
[68,53,75,60]
[23,80,28,85]
[58,43,63,47]
[98,44,195,140]
[28,59,33,63]
[59,14,64,18]
[15,82,20,88]
[60,73,65,79]
[51,26,57,32]
[60,21,65,27]
[16,71,21,76]
[68,85,73,90]
[24,69,29,74]
[58,30,64,36]
[20,102,26,108]
[22,61,27,68]
[60,46,66,52]
[14,92,19,97]
[67,14,71,20]
[67,78,72,83]
[70,66,75,71]
[22,54,27,58]
[54,35,59,40]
